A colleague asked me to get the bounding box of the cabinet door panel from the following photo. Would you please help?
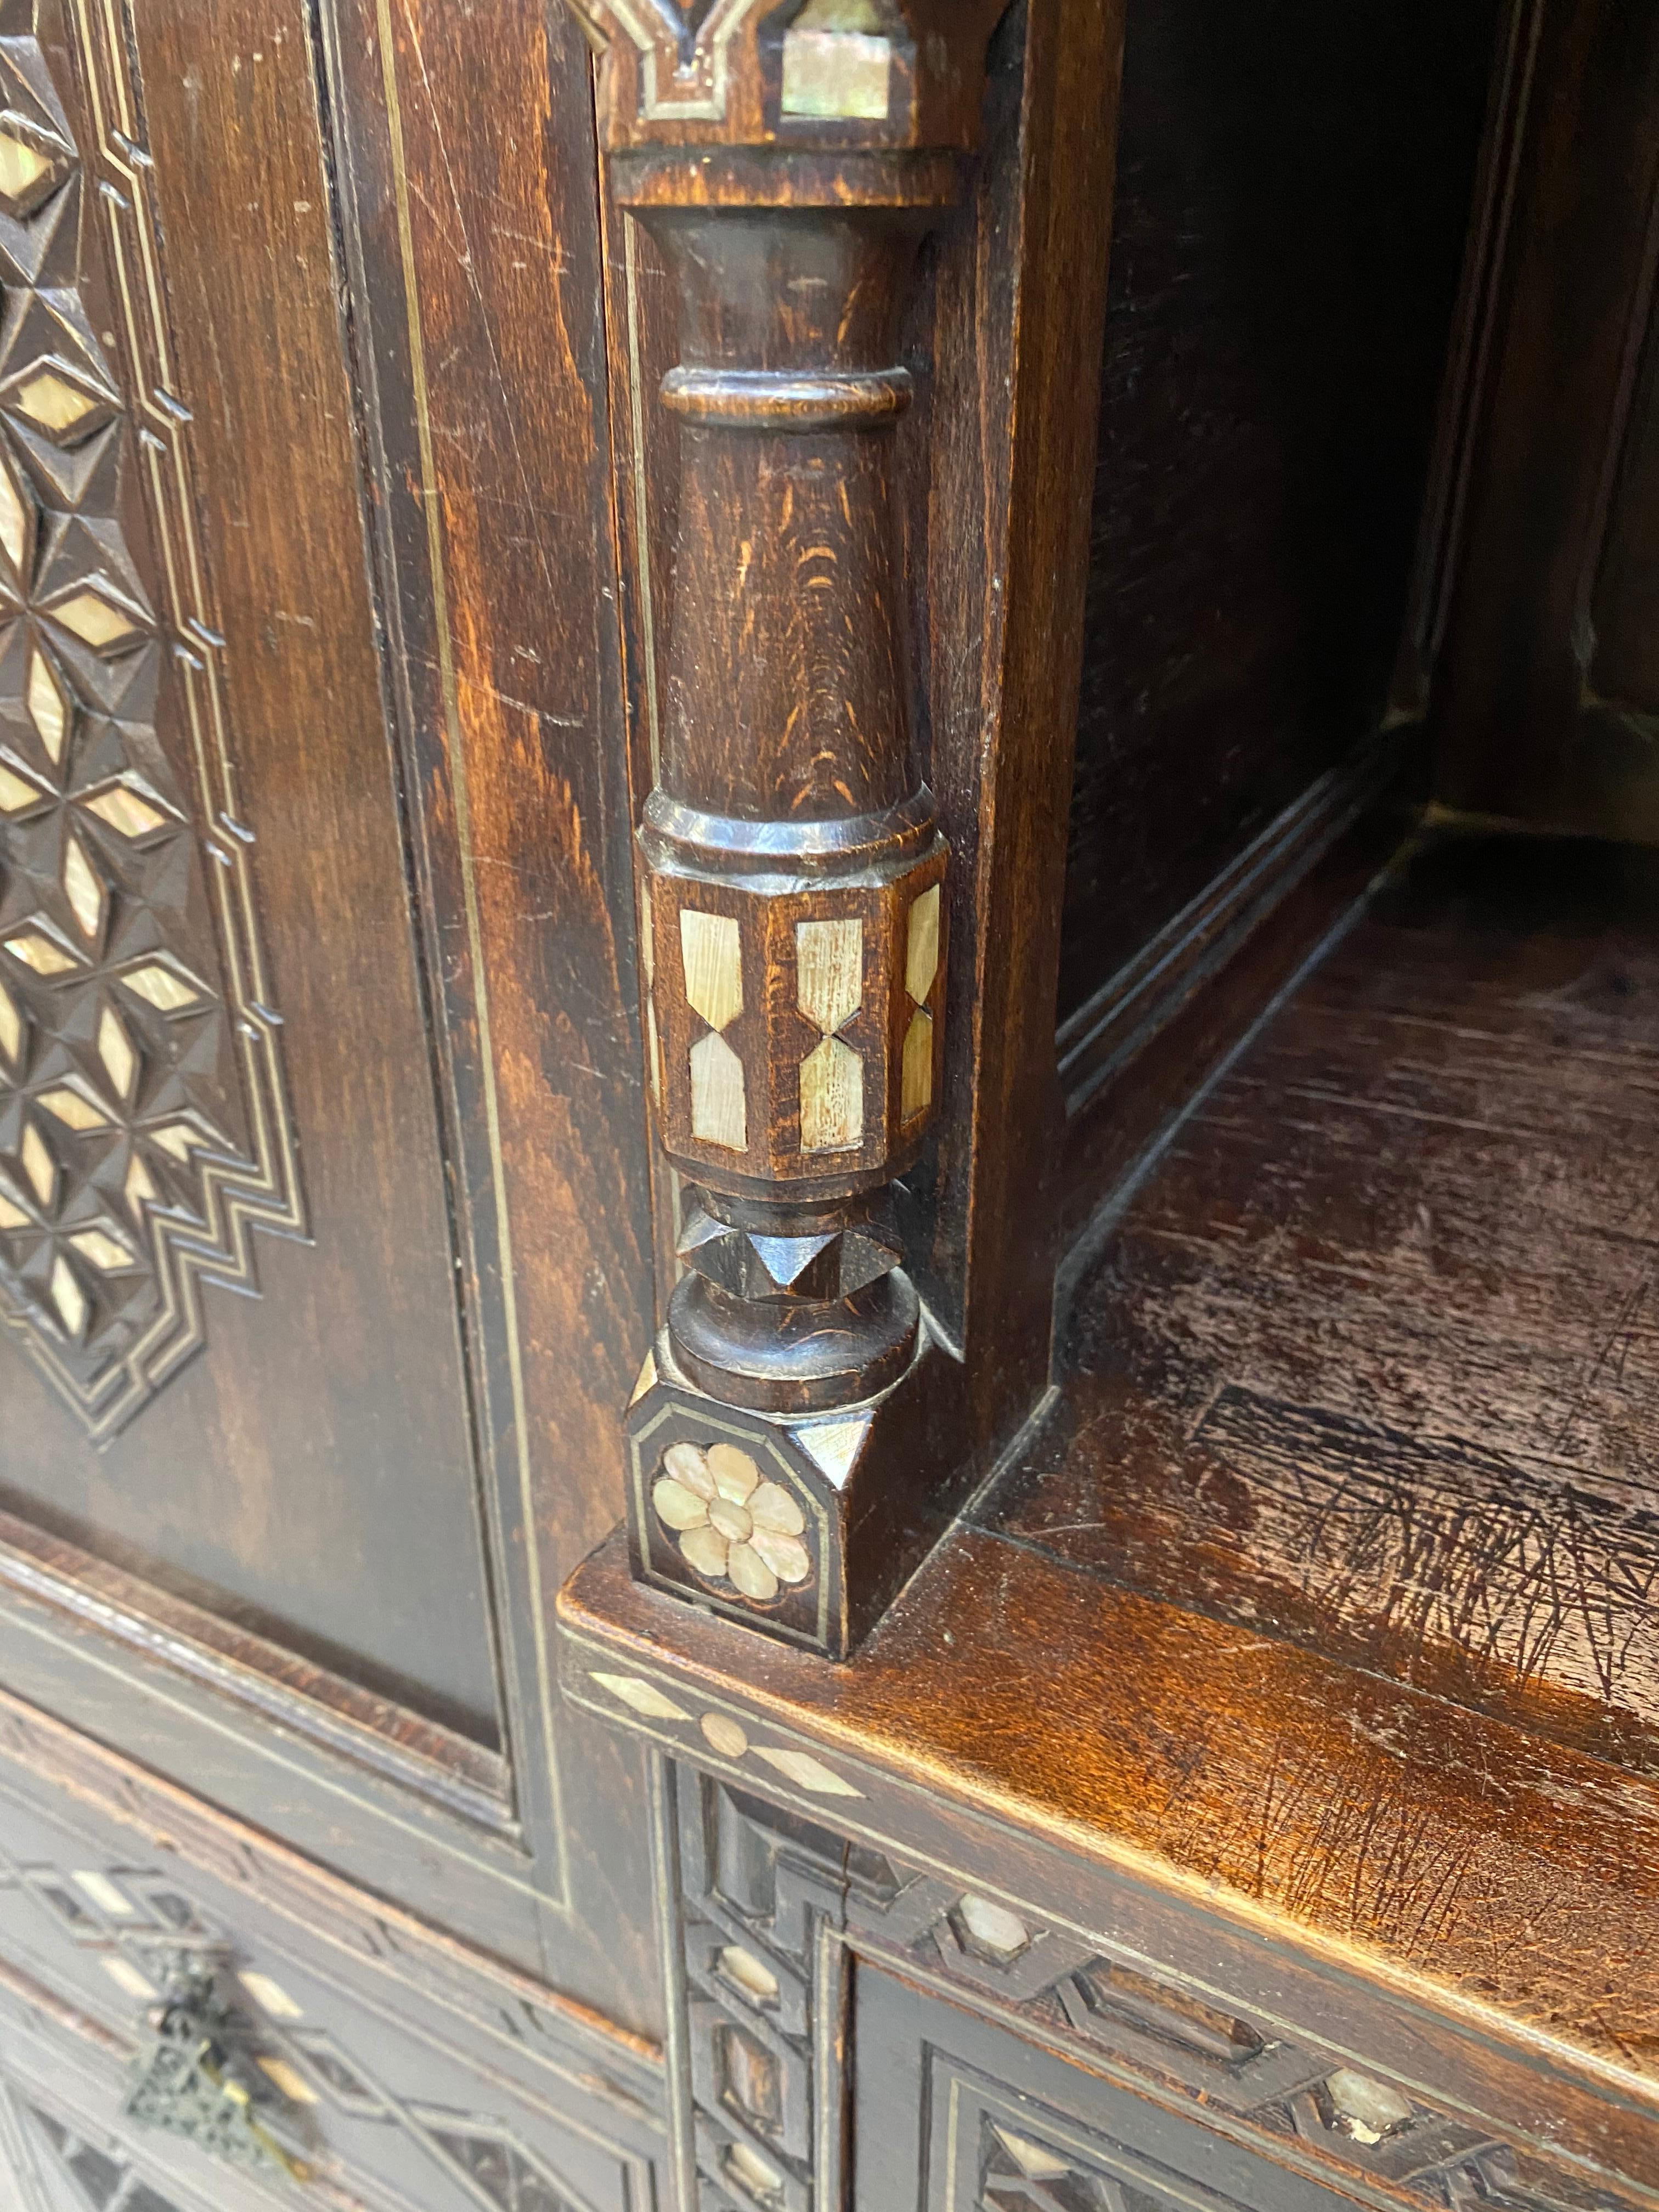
[0,0,503,1742]
[0,0,662,2017]
[857,1968,1367,2212]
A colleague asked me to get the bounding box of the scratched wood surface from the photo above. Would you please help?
[560,823,1659,2093]
[997,829,1659,1776]
[0,0,663,2008]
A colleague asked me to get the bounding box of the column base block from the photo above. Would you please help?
[624,1321,968,1660]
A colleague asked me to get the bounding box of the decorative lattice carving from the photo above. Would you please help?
[979,2112,1182,2212]
[15,2093,194,2212]
[0,0,303,1439]
[849,1875,1649,2210]
[634,1756,1653,2212]
[0,1827,607,2212]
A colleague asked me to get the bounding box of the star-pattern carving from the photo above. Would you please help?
[0,0,303,1437]
[981,2124,1133,2212]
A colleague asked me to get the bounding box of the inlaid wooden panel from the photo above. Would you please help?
[0,0,303,1438]
[0,0,506,1753]
[0,1707,664,2212]
[0,0,665,2010]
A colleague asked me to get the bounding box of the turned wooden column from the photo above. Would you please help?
[568,1,1006,1656]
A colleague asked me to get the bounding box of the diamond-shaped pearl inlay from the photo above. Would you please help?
[97,1005,136,1098]
[0,4,304,1439]
[49,1253,86,1335]
[6,929,77,977]
[70,1226,133,1272]
[0,133,53,206]
[61,833,103,939]
[0,758,43,812]
[0,455,29,572]
[20,1121,54,1205]
[27,650,67,761]
[13,369,99,438]
[122,962,200,1013]
[38,1085,107,1132]
[81,780,168,838]
[51,588,140,651]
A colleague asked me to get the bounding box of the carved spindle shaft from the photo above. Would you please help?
[571,1,1006,1655]
[633,170,950,1416]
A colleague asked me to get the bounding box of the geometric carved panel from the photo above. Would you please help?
[10,2094,194,2212]
[0,0,303,1439]
[0,1822,613,2212]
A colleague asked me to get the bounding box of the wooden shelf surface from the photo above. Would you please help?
[561,830,1659,2108]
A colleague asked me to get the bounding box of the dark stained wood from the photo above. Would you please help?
[577,3,1012,1658]
[1058,0,1502,1024]
[562,1507,1659,2133]
[9,0,1659,2193]
[319,0,662,2015]
[1,0,666,2017]
[1005,831,1659,1777]
[0,1681,667,2212]
[1592,296,1659,711]
[0,0,503,1747]
[558,825,1659,2180]
[916,0,1125,1448]
[1432,0,1659,840]
[563,1506,1659,2162]
[0,1505,510,1829]
[856,1967,1414,2212]
[582,0,1129,1659]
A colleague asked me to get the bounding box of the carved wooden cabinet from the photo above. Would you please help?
[2,2,1657,2211]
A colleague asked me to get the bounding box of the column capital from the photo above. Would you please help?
[568,1,1008,158]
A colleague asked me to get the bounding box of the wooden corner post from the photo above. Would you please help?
[567,2,1008,1656]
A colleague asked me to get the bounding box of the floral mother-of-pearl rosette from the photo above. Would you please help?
[652,1442,811,1602]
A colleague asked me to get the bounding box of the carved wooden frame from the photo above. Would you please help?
[643,1751,1643,2212]
[0,0,306,1440]
[0,1684,665,2212]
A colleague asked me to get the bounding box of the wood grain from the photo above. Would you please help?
[322,0,661,2013]
[1432,0,1659,840]
[0,0,503,1740]
[1058,0,1501,1022]
[562,828,1659,2111]
[1005,831,1659,1776]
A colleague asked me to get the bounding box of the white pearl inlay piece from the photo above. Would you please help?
[590,1672,692,1724]
[957,1893,1031,1959]
[1325,2067,1415,2145]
